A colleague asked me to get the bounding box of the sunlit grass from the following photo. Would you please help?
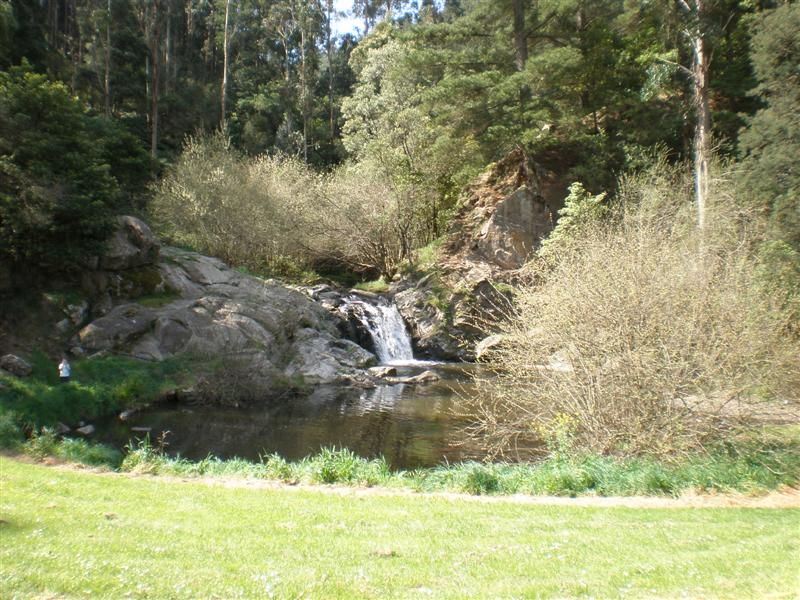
[0,456,798,599]
[353,278,390,293]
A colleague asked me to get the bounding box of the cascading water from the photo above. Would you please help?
[345,297,414,364]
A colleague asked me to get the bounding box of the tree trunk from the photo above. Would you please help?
[104,0,111,116]
[688,0,710,231]
[280,34,293,139]
[150,41,160,158]
[512,0,527,71]
[165,2,171,95]
[221,0,231,128]
[327,0,335,143]
[300,23,308,162]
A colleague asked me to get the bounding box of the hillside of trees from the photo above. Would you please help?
[1,0,797,286]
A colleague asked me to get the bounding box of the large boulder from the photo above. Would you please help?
[74,246,377,392]
[283,328,377,385]
[475,185,554,269]
[393,283,465,361]
[0,354,32,378]
[81,216,164,302]
[98,216,160,271]
[441,147,556,274]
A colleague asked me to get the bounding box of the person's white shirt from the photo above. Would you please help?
[59,360,71,378]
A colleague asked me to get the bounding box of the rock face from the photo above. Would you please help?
[97,216,160,271]
[0,354,32,378]
[393,148,557,360]
[74,247,377,392]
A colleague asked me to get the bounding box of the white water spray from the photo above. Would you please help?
[346,298,414,363]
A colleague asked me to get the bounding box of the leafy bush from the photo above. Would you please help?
[151,131,321,277]
[54,437,122,468]
[538,182,607,260]
[460,463,501,495]
[23,427,60,460]
[0,63,148,271]
[151,132,444,281]
[260,453,295,482]
[0,410,23,449]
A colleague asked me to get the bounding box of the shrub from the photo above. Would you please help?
[260,453,295,482]
[151,131,321,277]
[460,463,501,495]
[0,410,23,449]
[151,132,441,281]
[23,427,60,460]
[0,64,147,271]
[55,437,122,468]
[299,447,391,486]
[466,161,800,459]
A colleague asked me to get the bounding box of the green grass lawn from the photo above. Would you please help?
[1,457,798,599]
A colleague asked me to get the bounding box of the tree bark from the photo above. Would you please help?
[680,0,711,230]
[512,0,527,71]
[221,0,231,128]
[299,15,308,162]
[327,0,335,143]
[150,38,160,158]
[691,18,710,231]
[104,0,111,116]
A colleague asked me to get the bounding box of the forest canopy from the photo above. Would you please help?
[0,0,797,282]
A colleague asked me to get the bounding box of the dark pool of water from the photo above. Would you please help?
[98,363,486,470]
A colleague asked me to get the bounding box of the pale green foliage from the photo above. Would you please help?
[342,31,484,240]
[151,132,438,279]
[538,182,607,259]
[151,131,322,274]
[309,159,416,279]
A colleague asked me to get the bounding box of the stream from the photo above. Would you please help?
[97,296,487,470]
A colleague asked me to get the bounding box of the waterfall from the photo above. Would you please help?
[346,297,414,364]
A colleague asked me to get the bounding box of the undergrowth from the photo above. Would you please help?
[0,353,191,443]
[469,160,800,458]
[15,426,799,497]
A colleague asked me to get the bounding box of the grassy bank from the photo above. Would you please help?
[1,457,798,599]
[10,425,800,498]
[0,354,191,446]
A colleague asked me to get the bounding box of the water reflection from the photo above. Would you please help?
[100,364,485,470]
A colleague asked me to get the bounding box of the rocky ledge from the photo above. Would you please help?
[392,148,560,361]
[70,218,377,395]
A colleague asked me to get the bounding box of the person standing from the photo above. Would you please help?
[58,356,71,383]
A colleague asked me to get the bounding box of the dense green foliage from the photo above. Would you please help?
[738,3,800,252]
[1,1,798,471]
[0,64,148,269]
[1,0,796,281]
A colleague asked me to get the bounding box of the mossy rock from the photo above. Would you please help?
[121,266,166,297]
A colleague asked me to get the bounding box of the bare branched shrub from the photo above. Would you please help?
[468,162,800,459]
[150,131,323,275]
[151,133,432,279]
[312,161,424,280]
